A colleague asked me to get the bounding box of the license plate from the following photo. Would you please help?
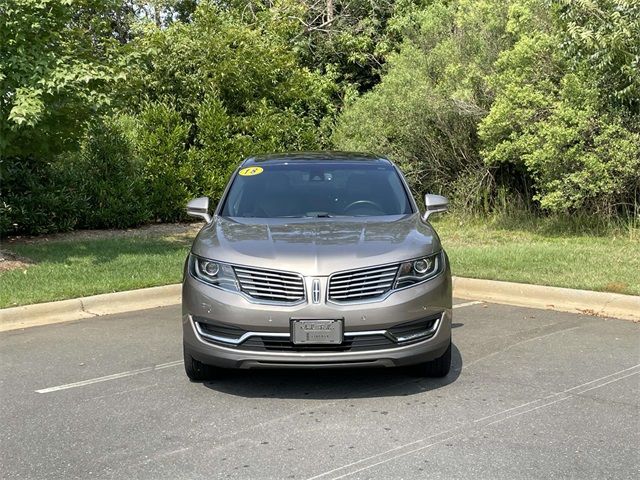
[291,319,343,345]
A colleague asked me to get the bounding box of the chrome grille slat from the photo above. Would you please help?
[333,272,396,285]
[234,268,300,280]
[329,267,398,283]
[329,277,395,290]
[242,286,303,297]
[328,264,399,303]
[245,292,300,301]
[331,290,386,299]
[233,266,305,303]
[330,283,394,294]
[235,274,303,287]
[241,285,303,294]
[237,278,304,290]
[337,265,398,275]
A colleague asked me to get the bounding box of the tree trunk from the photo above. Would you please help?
[326,0,334,25]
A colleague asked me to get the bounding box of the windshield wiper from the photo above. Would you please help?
[305,212,332,218]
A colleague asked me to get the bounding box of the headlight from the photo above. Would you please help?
[395,253,441,289]
[189,254,239,292]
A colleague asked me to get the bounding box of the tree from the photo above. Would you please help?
[332,0,510,211]
[554,0,640,112]
[478,0,640,215]
[0,0,126,158]
[0,0,133,235]
[127,0,198,28]
[120,3,337,218]
[222,0,422,93]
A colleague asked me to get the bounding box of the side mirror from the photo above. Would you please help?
[186,197,212,223]
[422,194,448,221]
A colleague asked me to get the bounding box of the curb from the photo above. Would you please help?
[1,278,639,332]
[0,284,181,332]
[453,277,640,322]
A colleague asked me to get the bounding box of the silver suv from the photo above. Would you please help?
[182,152,452,380]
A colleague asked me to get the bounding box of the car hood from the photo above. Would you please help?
[191,214,441,276]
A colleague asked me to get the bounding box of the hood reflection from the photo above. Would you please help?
[192,214,438,276]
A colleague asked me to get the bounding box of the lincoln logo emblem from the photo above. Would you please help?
[312,279,321,304]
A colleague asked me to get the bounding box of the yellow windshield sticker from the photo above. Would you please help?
[239,166,263,176]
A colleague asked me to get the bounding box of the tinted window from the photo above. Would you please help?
[221,162,413,218]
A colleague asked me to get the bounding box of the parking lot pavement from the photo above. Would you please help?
[1,301,638,480]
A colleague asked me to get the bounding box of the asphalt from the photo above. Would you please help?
[1,300,638,479]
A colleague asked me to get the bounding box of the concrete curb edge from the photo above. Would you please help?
[0,284,181,332]
[453,277,640,322]
[1,277,638,332]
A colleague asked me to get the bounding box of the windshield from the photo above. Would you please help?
[220,162,413,218]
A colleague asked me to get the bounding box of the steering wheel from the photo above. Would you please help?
[343,200,385,214]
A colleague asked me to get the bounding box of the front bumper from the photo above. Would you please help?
[182,267,452,369]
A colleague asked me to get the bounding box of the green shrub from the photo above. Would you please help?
[190,94,328,200]
[0,118,151,236]
[478,2,640,216]
[71,119,151,229]
[122,4,335,207]
[0,157,84,236]
[132,103,193,222]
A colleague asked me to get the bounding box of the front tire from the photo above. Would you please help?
[414,341,452,378]
[183,345,217,381]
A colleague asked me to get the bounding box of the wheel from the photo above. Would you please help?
[183,345,217,381]
[413,341,452,378]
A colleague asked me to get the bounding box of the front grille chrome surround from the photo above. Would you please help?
[233,266,305,303]
[193,313,442,352]
[328,264,400,302]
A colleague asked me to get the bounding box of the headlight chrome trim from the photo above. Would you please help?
[395,252,441,289]
[189,254,240,293]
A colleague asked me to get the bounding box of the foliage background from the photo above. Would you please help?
[1,0,639,235]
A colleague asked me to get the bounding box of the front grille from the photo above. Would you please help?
[238,334,395,352]
[233,266,305,303]
[328,264,400,302]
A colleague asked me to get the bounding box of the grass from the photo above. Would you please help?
[0,215,638,308]
[0,236,191,308]
[432,214,640,295]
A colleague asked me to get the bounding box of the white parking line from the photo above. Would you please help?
[306,364,640,480]
[35,301,483,394]
[453,300,483,309]
[35,360,182,394]
[465,325,583,368]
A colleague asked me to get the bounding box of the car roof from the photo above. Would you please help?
[241,151,392,166]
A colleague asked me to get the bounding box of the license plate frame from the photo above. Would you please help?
[290,319,344,345]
